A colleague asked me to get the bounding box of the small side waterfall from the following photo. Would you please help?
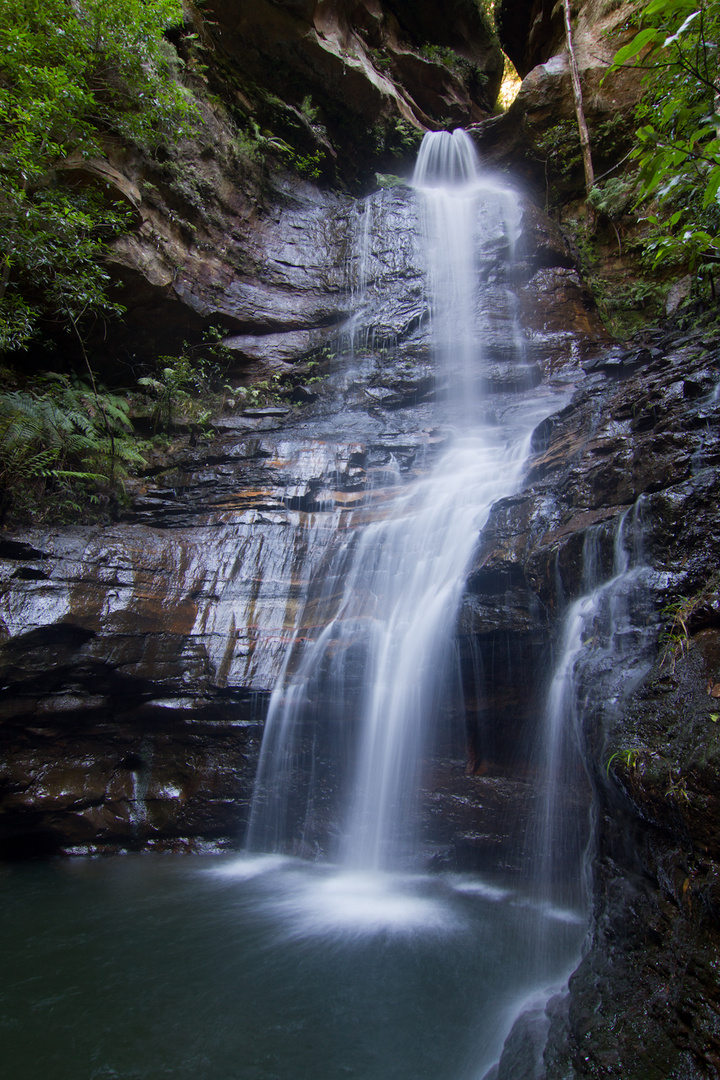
[532,501,651,919]
[483,505,653,1078]
[534,506,646,893]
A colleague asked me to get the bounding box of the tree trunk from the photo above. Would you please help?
[562,0,595,197]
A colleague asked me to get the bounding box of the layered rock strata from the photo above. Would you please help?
[0,180,600,857]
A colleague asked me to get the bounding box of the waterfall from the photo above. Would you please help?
[532,501,651,921]
[237,129,599,1078]
[246,131,558,870]
[482,505,653,1078]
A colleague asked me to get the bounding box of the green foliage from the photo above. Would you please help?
[389,118,425,155]
[0,188,131,353]
[418,43,459,65]
[602,276,665,313]
[608,0,720,273]
[374,173,406,189]
[234,130,262,163]
[459,0,499,44]
[417,44,489,98]
[290,150,324,181]
[535,120,583,202]
[605,747,640,777]
[560,214,666,334]
[536,117,634,209]
[660,572,720,669]
[369,46,393,73]
[587,177,637,219]
[300,95,320,125]
[0,372,145,522]
[238,372,286,409]
[237,120,325,180]
[371,117,423,161]
[0,0,194,353]
[138,330,232,431]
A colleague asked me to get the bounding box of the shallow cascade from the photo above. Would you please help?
[2,132,612,1080]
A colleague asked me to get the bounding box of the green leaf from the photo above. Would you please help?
[644,0,697,16]
[607,0,720,276]
[611,27,663,67]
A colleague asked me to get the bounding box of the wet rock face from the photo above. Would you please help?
[200,0,503,160]
[0,181,601,858]
[495,0,562,79]
[70,0,505,372]
[77,0,598,374]
[473,322,720,1078]
[99,139,356,370]
[496,0,634,80]
[0,721,262,859]
[545,632,720,1080]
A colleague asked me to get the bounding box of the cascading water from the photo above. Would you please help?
[533,500,651,908]
[246,131,557,871]
[482,508,653,1077]
[532,503,650,922]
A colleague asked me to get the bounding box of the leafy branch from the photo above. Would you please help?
[607,0,720,277]
[660,572,720,670]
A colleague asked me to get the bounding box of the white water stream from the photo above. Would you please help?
[525,500,652,996]
[246,131,560,871]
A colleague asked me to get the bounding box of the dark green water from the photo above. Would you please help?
[0,855,584,1080]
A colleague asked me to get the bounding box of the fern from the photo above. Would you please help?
[0,374,148,523]
[52,469,108,483]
